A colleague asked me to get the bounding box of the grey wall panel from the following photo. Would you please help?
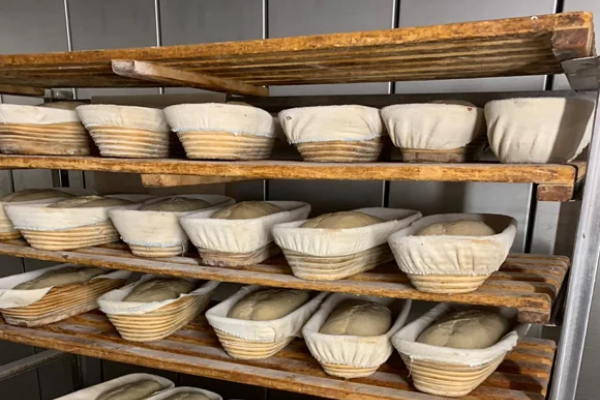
[267,0,393,209]
[68,0,159,99]
[389,0,557,253]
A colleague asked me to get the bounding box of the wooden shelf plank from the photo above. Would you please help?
[0,155,582,201]
[0,12,592,90]
[0,312,555,400]
[111,60,269,97]
[0,241,570,324]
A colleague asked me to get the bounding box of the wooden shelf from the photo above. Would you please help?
[0,312,556,400]
[0,241,570,324]
[0,155,584,201]
[0,12,592,92]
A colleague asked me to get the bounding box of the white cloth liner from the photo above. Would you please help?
[485,97,594,163]
[5,194,154,231]
[0,188,92,233]
[181,201,311,254]
[147,387,223,400]
[0,263,131,309]
[109,195,235,248]
[55,373,174,400]
[206,285,327,342]
[388,213,517,276]
[0,104,81,125]
[98,274,219,315]
[76,105,170,132]
[164,103,275,138]
[381,103,484,150]
[273,208,421,257]
[303,293,412,369]
[278,105,384,144]
[392,303,529,367]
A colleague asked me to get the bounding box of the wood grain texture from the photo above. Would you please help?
[140,174,251,188]
[0,241,570,324]
[0,84,45,97]
[0,155,580,201]
[0,13,592,89]
[0,312,555,400]
[111,60,269,97]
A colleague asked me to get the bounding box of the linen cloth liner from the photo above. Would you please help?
[76,104,170,132]
[146,387,223,400]
[0,104,81,124]
[55,373,174,400]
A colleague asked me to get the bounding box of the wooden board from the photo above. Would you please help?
[0,12,592,90]
[0,241,570,324]
[0,155,583,201]
[0,312,555,400]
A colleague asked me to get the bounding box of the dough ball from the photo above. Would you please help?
[319,299,392,336]
[0,189,73,202]
[140,197,211,212]
[96,379,164,400]
[15,266,105,290]
[429,100,476,107]
[417,310,509,349]
[41,101,88,110]
[225,101,252,107]
[211,201,282,220]
[163,393,210,400]
[300,211,384,229]
[47,195,133,208]
[228,288,310,321]
[124,278,196,302]
[416,220,495,236]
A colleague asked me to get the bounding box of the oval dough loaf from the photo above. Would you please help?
[210,201,282,220]
[0,189,74,202]
[14,266,106,290]
[416,220,495,236]
[47,195,133,208]
[319,299,392,336]
[140,197,211,212]
[300,211,384,229]
[96,379,164,400]
[124,278,196,302]
[228,288,310,321]
[163,393,210,400]
[417,310,509,349]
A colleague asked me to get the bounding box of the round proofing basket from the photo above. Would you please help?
[283,244,393,281]
[177,130,275,160]
[399,135,488,163]
[88,126,170,158]
[214,328,294,359]
[127,243,187,258]
[295,137,384,163]
[107,294,212,342]
[199,242,280,268]
[0,122,92,156]
[0,278,124,327]
[20,220,120,251]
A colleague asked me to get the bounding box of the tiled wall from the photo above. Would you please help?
[0,0,597,399]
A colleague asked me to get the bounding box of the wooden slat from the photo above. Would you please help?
[0,13,592,89]
[140,174,252,187]
[0,312,555,400]
[111,60,269,97]
[0,241,569,324]
[0,84,45,97]
[0,155,580,201]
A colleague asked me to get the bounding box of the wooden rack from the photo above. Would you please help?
[0,155,585,201]
[0,241,570,324]
[0,312,556,400]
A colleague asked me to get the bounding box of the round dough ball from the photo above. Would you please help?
[417,310,509,349]
[96,379,164,400]
[228,288,310,321]
[416,220,495,236]
[300,211,384,229]
[0,189,74,202]
[47,195,133,208]
[140,197,211,212]
[164,393,210,400]
[429,100,476,107]
[319,299,392,336]
[211,201,282,220]
[124,278,196,302]
[14,266,105,290]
